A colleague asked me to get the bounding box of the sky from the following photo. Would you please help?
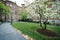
[9,0,34,6]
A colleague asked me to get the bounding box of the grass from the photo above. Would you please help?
[12,22,60,40]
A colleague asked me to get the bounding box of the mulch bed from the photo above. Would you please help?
[36,29,58,37]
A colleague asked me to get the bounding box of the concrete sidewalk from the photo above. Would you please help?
[0,23,26,40]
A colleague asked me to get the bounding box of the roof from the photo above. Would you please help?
[6,1,17,5]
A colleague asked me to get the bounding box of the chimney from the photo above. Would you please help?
[21,4,25,7]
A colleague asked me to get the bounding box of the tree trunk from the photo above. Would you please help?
[5,14,6,22]
[39,19,43,29]
[44,21,47,30]
[43,17,48,30]
[39,13,43,29]
[11,13,13,24]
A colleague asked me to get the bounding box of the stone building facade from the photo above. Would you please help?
[1,0,25,22]
[5,1,20,21]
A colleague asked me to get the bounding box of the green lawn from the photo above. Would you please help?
[12,22,60,40]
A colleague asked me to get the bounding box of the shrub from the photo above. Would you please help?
[47,22,51,25]
[20,18,33,22]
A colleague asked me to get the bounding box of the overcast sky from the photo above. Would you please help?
[9,0,34,6]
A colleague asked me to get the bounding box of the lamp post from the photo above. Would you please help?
[11,2,16,24]
[11,12,13,24]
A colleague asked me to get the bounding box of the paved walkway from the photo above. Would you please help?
[0,23,26,40]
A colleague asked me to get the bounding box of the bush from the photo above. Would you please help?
[25,19,33,22]
[20,19,40,23]
[55,23,60,26]
[20,18,33,22]
[47,22,51,25]
[31,21,39,23]
[51,21,60,26]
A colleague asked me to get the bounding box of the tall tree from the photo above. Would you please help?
[20,8,28,21]
[0,2,10,22]
[31,0,54,30]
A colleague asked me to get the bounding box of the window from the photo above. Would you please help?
[3,0,6,1]
[52,0,57,2]
[59,0,60,1]
[10,4,12,7]
[47,4,52,8]
[7,4,9,6]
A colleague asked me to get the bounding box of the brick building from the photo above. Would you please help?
[1,0,26,22]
